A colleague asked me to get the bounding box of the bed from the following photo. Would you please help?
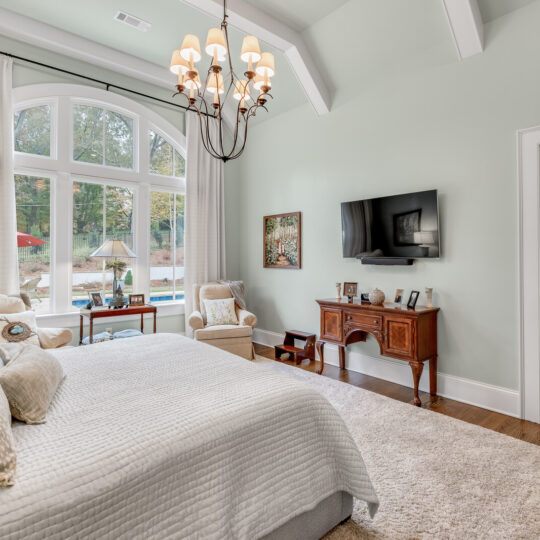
[1,333,378,539]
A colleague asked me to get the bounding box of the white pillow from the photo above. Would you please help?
[0,311,40,347]
[203,298,238,327]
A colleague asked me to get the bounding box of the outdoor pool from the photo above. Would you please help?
[72,294,185,307]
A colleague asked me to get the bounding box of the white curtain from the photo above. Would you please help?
[184,112,225,334]
[0,55,19,295]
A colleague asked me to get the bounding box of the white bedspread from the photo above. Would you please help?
[0,334,378,539]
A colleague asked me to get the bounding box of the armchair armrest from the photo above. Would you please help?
[188,311,205,331]
[237,309,257,328]
[37,327,73,349]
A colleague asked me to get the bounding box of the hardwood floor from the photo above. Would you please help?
[254,343,540,446]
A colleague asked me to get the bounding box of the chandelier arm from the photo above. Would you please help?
[223,104,242,160]
[198,114,223,160]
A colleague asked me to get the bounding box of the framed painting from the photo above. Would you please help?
[263,212,302,269]
[393,209,421,246]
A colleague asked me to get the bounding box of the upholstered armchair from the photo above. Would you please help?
[0,294,72,349]
[188,282,257,360]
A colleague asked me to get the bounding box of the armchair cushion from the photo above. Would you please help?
[37,327,73,349]
[203,298,238,327]
[198,283,233,321]
[236,309,257,328]
[195,325,252,340]
[188,311,204,331]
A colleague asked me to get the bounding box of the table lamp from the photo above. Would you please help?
[90,239,136,308]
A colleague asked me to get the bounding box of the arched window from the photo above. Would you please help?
[13,84,186,318]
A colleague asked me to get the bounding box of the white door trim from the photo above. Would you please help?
[518,126,540,423]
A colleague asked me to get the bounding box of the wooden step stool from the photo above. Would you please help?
[275,330,316,365]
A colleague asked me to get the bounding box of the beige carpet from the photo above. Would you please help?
[255,357,540,539]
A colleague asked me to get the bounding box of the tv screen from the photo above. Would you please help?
[341,189,440,259]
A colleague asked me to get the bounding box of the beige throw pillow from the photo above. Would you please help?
[0,311,40,347]
[203,297,239,327]
[0,343,64,424]
[0,387,16,487]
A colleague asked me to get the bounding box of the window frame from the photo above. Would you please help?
[13,97,58,161]
[13,84,187,322]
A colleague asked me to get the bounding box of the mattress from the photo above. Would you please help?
[0,333,378,539]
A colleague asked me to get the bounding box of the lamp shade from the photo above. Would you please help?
[205,28,227,60]
[180,34,202,63]
[255,52,275,77]
[184,68,201,89]
[170,50,189,75]
[90,239,136,258]
[233,79,251,101]
[413,231,435,245]
[240,36,261,63]
[206,72,224,94]
[253,74,271,91]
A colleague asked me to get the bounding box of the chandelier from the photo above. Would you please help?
[169,0,275,162]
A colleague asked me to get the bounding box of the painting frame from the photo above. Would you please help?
[263,212,302,269]
[393,209,422,246]
[407,290,420,310]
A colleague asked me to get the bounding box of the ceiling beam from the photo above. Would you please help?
[179,0,331,115]
[442,0,484,59]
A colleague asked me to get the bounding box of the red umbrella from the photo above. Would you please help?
[17,231,46,248]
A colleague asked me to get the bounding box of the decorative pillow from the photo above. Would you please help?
[0,311,40,347]
[203,297,239,327]
[0,387,16,487]
[0,343,64,424]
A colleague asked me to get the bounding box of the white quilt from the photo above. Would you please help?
[0,334,378,539]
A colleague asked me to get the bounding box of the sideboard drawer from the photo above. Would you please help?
[321,308,343,341]
[344,311,382,330]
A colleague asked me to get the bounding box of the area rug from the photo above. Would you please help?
[254,357,540,539]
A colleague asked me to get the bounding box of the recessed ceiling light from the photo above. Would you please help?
[114,11,151,32]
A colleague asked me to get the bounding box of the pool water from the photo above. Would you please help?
[72,294,184,307]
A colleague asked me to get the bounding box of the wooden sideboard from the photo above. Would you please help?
[316,299,439,406]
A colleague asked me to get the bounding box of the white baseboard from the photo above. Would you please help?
[253,328,520,418]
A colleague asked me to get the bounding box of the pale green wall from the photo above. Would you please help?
[3,35,186,336]
[225,1,540,390]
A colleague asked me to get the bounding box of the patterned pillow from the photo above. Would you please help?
[0,387,16,487]
[0,311,40,347]
[0,343,64,424]
[203,298,239,327]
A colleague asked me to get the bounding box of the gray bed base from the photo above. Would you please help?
[261,491,353,540]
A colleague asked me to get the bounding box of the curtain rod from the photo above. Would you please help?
[1,50,214,118]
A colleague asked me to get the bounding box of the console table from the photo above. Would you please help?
[79,305,157,344]
[316,299,439,406]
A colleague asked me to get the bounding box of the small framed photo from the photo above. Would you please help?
[89,291,104,307]
[129,294,145,306]
[360,293,370,303]
[407,290,420,309]
[343,282,358,299]
[395,289,404,304]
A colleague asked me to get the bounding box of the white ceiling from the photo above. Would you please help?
[243,0,350,31]
[477,0,537,22]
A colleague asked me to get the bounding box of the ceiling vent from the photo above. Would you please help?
[114,11,151,32]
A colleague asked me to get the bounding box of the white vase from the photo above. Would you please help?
[369,288,385,305]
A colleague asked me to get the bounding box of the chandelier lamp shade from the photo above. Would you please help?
[169,0,275,162]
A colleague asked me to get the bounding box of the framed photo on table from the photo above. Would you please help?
[89,291,104,307]
[129,294,145,306]
[407,290,420,309]
[343,282,358,300]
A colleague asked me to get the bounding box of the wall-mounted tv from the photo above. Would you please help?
[341,189,440,259]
